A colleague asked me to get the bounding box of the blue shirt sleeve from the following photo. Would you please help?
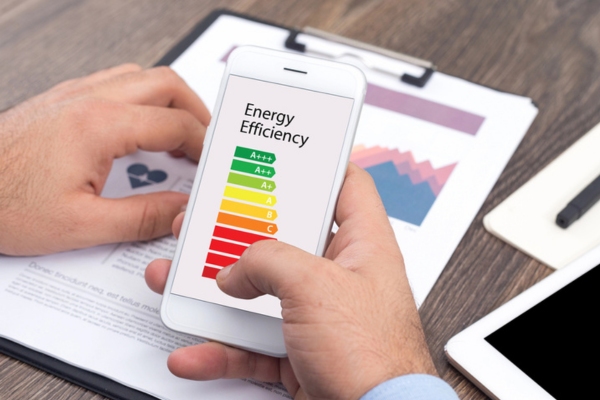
[360,374,459,400]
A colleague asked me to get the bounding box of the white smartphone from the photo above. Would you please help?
[160,46,366,357]
[445,245,600,399]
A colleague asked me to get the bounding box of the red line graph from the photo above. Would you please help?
[351,145,456,196]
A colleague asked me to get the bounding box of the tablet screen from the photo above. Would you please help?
[485,264,599,399]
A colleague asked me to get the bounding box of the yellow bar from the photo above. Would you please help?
[223,186,277,206]
[220,199,278,221]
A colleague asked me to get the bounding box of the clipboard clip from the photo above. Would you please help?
[285,28,436,88]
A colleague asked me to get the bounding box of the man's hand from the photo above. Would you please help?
[0,64,209,255]
[146,164,437,400]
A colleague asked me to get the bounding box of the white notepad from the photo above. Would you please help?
[484,122,600,269]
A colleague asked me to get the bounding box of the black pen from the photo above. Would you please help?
[556,173,600,228]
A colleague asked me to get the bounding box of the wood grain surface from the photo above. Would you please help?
[1,1,600,399]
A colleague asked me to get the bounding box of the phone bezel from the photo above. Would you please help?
[445,245,600,399]
[160,46,366,357]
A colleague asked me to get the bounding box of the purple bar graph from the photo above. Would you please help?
[221,46,485,135]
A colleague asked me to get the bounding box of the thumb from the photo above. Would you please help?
[216,240,336,301]
[78,192,188,246]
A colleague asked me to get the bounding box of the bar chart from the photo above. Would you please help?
[351,145,456,226]
[202,146,279,279]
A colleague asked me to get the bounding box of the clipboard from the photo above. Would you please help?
[157,9,536,307]
[0,338,154,400]
[0,8,538,400]
[157,9,437,87]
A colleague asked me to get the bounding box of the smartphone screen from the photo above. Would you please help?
[170,74,355,319]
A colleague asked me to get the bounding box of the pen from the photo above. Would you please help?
[556,173,600,228]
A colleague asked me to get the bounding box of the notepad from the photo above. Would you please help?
[484,122,600,269]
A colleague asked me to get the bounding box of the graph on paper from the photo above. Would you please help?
[351,145,456,226]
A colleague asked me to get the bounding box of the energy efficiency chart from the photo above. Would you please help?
[202,146,278,279]
[351,145,456,226]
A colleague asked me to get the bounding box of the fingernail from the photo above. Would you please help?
[216,264,233,281]
[180,204,187,212]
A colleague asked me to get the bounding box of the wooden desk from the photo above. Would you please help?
[1,1,599,398]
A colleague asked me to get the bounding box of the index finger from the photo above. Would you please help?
[89,66,211,126]
[89,101,206,161]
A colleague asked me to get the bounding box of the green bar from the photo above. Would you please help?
[234,146,276,164]
[227,172,276,192]
[230,159,276,178]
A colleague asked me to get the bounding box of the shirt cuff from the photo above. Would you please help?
[360,374,459,400]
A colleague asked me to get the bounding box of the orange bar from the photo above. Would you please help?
[216,212,278,235]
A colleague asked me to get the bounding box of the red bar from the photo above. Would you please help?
[209,239,248,257]
[205,251,238,268]
[213,225,276,245]
[202,266,220,279]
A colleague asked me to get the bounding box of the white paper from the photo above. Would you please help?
[0,13,537,399]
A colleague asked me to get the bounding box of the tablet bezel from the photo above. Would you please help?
[445,245,600,399]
